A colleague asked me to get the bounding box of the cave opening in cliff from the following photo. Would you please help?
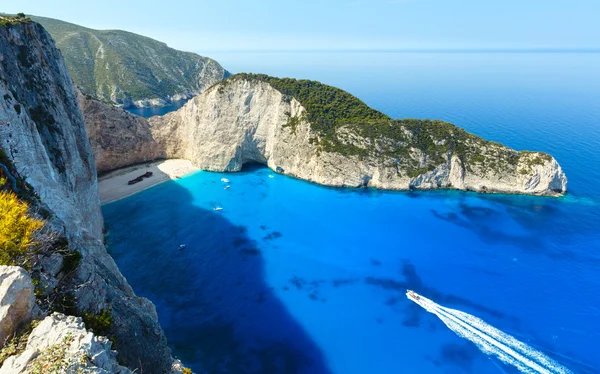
[241,161,268,172]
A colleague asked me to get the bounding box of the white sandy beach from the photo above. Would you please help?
[98,159,198,205]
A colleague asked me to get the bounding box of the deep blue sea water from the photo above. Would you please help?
[103,52,600,373]
[125,99,188,118]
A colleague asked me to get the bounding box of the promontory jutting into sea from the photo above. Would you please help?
[0,4,599,374]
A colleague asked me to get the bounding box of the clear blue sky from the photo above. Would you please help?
[4,0,599,52]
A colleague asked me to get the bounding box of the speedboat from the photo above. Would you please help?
[268,175,275,179]
[214,206,223,211]
[406,290,420,301]
[224,185,230,190]
[179,244,186,250]
[221,178,230,183]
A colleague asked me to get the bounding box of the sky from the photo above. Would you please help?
[5,0,600,53]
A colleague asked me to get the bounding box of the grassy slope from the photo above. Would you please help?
[31,16,229,105]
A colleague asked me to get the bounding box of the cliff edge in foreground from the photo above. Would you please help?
[0,17,174,372]
[146,74,566,196]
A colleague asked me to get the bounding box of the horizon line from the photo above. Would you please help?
[200,48,600,54]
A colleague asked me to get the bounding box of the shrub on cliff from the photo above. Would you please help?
[82,309,113,337]
[0,191,44,267]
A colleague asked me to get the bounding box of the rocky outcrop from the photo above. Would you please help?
[147,78,567,196]
[78,91,165,173]
[0,20,173,372]
[0,267,37,347]
[0,313,131,374]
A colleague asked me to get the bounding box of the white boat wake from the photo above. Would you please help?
[406,291,571,374]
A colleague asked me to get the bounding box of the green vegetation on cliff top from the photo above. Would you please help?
[226,73,552,176]
[0,14,32,27]
[30,16,229,106]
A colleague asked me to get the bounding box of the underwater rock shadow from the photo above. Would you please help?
[364,260,522,372]
[103,181,332,374]
[365,260,519,325]
[430,199,600,265]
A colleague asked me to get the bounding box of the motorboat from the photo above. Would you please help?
[224,185,230,190]
[214,206,223,211]
[268,175,275,179]
[406,290,420,301]
[179,244,186,250]
[221,178,230,183]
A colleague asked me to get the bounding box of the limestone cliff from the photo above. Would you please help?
[78,91,165,173]
[0,267,129,373]
[0,18,173,372]
[1,313,132,374]
[0,267,38,345]
[147,76,567,196]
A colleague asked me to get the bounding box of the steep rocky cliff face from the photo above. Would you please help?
[78,91,165,173]
[148,78,567,196]
[1,313,132,374]
[0,267,129,373]
[0,19,173,372]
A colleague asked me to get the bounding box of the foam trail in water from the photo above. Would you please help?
[406,291,571,374]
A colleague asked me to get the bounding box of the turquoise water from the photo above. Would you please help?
[103,52,600,373]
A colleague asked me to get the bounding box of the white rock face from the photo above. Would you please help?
[0,24,104,242]
[0,313,131,374]
[0,266,37,347]
[148,79,567,196]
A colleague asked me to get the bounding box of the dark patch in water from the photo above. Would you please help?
[102,182,331,374]
[439,343,478,372]
[370,258,381,266]
[401,309,421,327]
[331,278,358,287]
[429,200,600,265]
[263,231,283,240]
[256,292,267,303]
[385,297,399,306]
[241,248,261,255]
[260,225,268,230]
[430,208,542,251]
[365,261,515,322]
[290,276,306,290]
[233,238,248,247]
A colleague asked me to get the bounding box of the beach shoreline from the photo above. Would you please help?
[98,159,198,205]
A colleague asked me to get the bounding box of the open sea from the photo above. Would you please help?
[108,51,600,373]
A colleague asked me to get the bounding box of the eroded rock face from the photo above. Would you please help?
[0,267,36,347]
[78,91,165,173]
[147,79,567,196]
[0,21,173,372]
[0,313,131,374]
